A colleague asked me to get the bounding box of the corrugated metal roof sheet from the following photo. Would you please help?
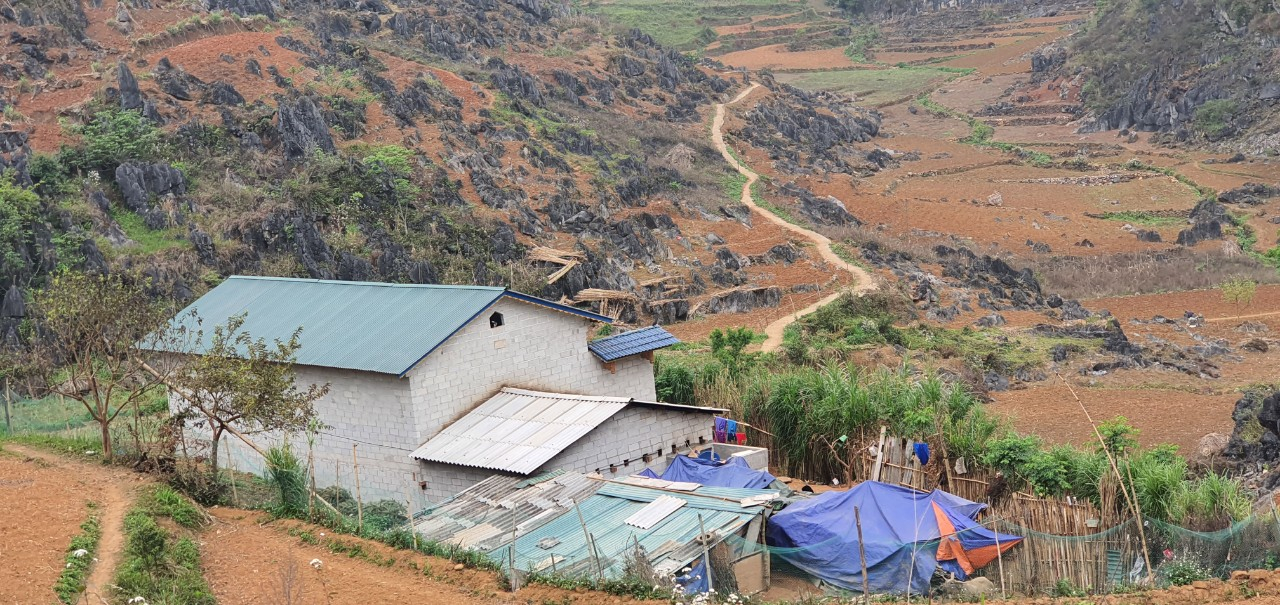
[588,325,681,362]
[410,388,632,474]
[503,481,773,580]
[145,276,612,376]
[412,472,602,553]
[625,496,686,529]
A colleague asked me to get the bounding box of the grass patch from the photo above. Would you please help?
[109,210,187,255]
[775,67,958,105]
[54,505,101,604]
[918,93,1052,166]
[114,488,213,605]
[581,0,787,49]
[142,485,206,529]
[721,172,747,200]
[1096,211,1186,227]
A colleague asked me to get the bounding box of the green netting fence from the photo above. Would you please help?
[710,507,1280,599]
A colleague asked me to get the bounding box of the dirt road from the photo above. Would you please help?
[0,444,141,605]
[711,83,878,351]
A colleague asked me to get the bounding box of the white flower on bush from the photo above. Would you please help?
[71,549,88,558]
[127,598,147,604]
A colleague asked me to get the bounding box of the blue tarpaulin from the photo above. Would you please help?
[659,455,777,489]
[765,481,1022,595]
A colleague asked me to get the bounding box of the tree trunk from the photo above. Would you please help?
[209,425,223,482]
[100,417,113,462]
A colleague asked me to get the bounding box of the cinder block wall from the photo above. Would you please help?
[540,405,714,481]
[199,365,421,503]
[418,462,513,505]
[407,298,657,444]
[414,406,712,505]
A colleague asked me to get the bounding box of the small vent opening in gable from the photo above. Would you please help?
[489,312,505,328]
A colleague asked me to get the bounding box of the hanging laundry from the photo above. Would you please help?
[713,417,728,443]
[736,431,747,445]
[954,456,968,475]
[726,419,738,437]
[913,442,931,466]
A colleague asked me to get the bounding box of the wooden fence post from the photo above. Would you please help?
[353,444,363,533]
[405,479,418,551]
[226,436,239,507]
[855,506,869,605]
[3,377,12,434]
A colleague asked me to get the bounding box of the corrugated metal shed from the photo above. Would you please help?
[412,471,602,553]
[144,276,612,376]
[503,481,773,580]
[410,388,633,474]
[588,325,681,362]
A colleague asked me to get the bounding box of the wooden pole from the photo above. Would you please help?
[1055,373,1154,583]
[993,520,1006,599]
[405,479,418,551]
[3,377,11,434]
[854,506,869,605]
[698,513,713,594]
[307,439,316,517]
[508,544,517,592]
[352,444,363,533]
[574,502,603,583]
[226,436,239,507]
[871,426,888,482]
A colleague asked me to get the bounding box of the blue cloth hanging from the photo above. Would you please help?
[914,442,931,466]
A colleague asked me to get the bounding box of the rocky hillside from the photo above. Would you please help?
[1060,0,1280,150]
[0,0,891,342]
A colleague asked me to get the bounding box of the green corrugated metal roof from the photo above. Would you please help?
[500,481,768,579]
[147,276,508,375]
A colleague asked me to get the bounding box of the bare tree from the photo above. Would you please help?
[168,313,329,481]
[27,272,181,462]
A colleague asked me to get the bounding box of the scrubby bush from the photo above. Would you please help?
[71,108,162,171]
[1193,100,1236,139]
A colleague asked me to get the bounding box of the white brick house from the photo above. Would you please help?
[153,276,710,504]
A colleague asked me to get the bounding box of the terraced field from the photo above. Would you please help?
[584,0,1280,452]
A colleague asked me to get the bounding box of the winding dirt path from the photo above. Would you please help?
[711,83,878,351]
[3,444,138,605]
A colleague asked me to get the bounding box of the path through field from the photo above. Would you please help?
[711,83,878,352]
[0,443,141,605]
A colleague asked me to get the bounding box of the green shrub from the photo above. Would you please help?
[1193,100,1236,138]
[116,507,215,605]
[265,444,309,517]
[1052,578,1086,597]
[146,485,204,529]
[1160,559,1211,586]
[655,359,696,405]
[73,108,162,171]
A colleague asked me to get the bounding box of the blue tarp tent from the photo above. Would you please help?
[766,481,1022,595]
[658,455,777,489]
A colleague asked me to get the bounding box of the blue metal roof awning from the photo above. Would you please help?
[589,325,681,362]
